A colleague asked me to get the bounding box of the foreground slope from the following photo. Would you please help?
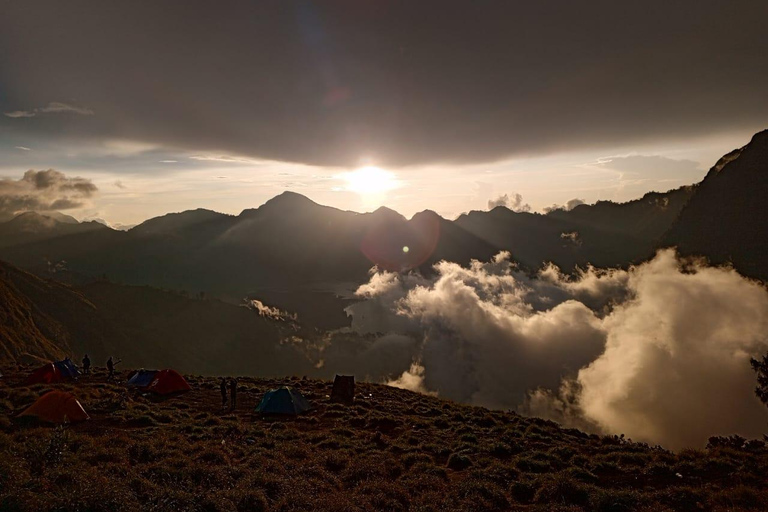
[1,369,768,511]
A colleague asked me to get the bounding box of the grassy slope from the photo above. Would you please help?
[0,262,88,364]
[1,368,767,511]
[0,261,306,377]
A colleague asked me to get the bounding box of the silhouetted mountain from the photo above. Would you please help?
[663,129,768,280]
[129,208,232,236]
[0,211,108,248]
[0,130,766,328]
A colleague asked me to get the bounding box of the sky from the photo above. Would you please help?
[1,1,766,226]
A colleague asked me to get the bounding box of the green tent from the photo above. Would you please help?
[255,386,311,415]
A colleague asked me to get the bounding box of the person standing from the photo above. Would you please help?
[107,356,120,380]
[220,377,228,409]
[82,354,91,375]
[229,378,237,410]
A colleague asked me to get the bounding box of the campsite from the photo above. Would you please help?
[2,365,768,511]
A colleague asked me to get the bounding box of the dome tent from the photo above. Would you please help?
[26,358,80,385]
[146,369,191,395]
[126,369,158,388]
[19,390,89,423]
[255,386,311,415]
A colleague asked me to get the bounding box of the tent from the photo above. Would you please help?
[18,390,89,423]
[26,359,80,385]
[330,375,355,404]
[145,369,191,395]
[54,358,80,379]
[126,369,158,388]
[26,363,62,385]
[255,386,311,415]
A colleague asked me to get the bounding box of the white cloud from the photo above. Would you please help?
[543,198,585,213]
[488,192,531,212]
[4,101,93,118]
[190,155,262,164]
[4,111,35,118]
[387,362,437,395]
[344,250,768,448]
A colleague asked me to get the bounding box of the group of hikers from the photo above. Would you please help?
[81,354,121,381]
[80,354,241,411]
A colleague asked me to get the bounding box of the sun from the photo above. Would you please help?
[341,166,400,195]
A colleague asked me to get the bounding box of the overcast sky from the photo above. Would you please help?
[1,1,766,225]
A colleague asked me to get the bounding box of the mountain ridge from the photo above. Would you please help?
[0,129,766,319]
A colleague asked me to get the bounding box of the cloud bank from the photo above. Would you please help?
[0,169,98,221]
[339,250,768,449]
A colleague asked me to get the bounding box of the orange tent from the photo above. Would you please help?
[18,390,90,423]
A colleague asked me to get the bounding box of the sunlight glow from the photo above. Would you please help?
[341,166,400,195]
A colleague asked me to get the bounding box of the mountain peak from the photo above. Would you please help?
[370,206,406,222]
[131,208,229,235]
[238,192,322,218]
[263,191,318,208]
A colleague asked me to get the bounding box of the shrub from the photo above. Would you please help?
[515,455,552,473]
[446,453,473,471]
[509,479,537,504]
[589,488,641,512]
[235,490,269,512]
[534,474,591,507]
[455,479,509,511]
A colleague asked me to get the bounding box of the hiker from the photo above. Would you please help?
[82,354,91,375]
[230,378,237,410]
[106,356,121,381]
[220,377,228,409]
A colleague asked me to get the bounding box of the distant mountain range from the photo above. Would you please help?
[0,129,766,331]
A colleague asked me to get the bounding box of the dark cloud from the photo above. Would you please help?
[1,1,766,167]
[0,169,98,221]
[487,193,530,212]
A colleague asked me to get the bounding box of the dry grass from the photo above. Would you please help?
[1,367,768,511]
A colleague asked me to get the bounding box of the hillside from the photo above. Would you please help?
[1,369,767,511]
[0,261,305,376]
[0,261,97,364]
[663,129,768,280]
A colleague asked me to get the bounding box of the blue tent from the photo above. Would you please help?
[126,370,158,387]
[53,358,80,379]
[255,387,311,415]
